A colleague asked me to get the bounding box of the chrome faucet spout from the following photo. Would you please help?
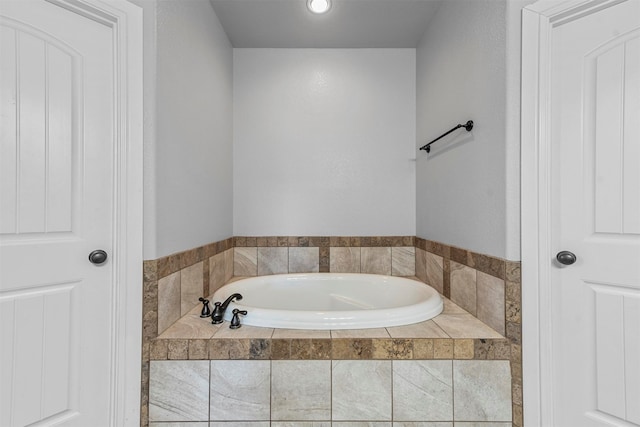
[211,293,243,324]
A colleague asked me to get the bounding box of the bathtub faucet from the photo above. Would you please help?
[211,293,243,324]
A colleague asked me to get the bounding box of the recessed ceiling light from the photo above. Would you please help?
[307,0,331,14]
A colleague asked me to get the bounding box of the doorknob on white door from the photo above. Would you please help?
[88,249,108,265]
[556,251,577,265]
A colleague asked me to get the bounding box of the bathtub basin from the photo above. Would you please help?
[212,273,443,330]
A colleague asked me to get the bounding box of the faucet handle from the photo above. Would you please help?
[198,297,211,318]
[229,309,248,329]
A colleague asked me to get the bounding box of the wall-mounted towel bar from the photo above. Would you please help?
[419,120,474,153]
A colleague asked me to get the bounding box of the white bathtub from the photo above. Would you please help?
[211,273,443,330]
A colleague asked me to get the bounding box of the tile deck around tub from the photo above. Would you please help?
[153,277,509,361]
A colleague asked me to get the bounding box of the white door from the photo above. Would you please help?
[0,1,120,425]
[549,1,640,426]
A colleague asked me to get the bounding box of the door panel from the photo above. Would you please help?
[0,1,114,425]
[550,1,640,426]
[0,25,75,235]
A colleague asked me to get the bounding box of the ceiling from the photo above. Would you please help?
[209,0,442,48]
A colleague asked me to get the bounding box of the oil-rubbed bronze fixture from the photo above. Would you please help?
[211,293,243,324]
[420,120,474,153]
[198,297,211,318]
[229,309,248,329]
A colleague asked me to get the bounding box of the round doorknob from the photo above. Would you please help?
[88,249,108,265]
[556,251,576,265]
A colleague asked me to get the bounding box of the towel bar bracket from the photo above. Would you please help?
[420,120,474,153]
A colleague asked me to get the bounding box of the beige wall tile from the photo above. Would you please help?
[450,261,477,316]
[158,271,181,335]
[224,248,234,282]
[181,262,203,316]
[330,247,361,273]
[213,324,273,339]
[432,314,503,339]
[386,320,449,339]
[331,328,390,339]
[258,247,288,275]
[209,253,225,296]
[392,247,415,276]
[443,298,469,315]
[415,248,427,283]
[426,252,444,294]
[476,271,506,335]
[289,247,319,273]
[272,329,331,339]
[361,247,392,275]
[234,247,257,276]
[157,314,218,340]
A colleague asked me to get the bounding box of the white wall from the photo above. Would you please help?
[416,0,515,260]
[146,0,233,258]
[233,49,416,236]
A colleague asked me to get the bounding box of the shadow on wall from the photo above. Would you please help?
[421,133,475,159]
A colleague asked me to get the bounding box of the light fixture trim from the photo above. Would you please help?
[307,0,331,14]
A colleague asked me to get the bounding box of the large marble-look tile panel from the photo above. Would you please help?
[393,423,453,427]
[209,252,226,295]
[149,361,209,421]
[453,360,512,421]
[210,423,270,427]
[257,247,288,275]
[454,423,511,427]
[181,262,203,316]
[425,252,444,294]
[149,423,209,427]
[332,360,392,421]
[158,271,181,334]
[272,423,330,427]
[234,247,258,276]
[450,261,477,316]
[392,247,415,276]
[476,271,506,335]
[361,247,392,275]
[289,247,320,273]
[393,360,453,421]
[334,423,392,427]
[330,247,361,273]
[271,360,331,420]
[209,360,270,421]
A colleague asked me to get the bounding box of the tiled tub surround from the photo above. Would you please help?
[142,236,522,427]
[150,360,511,424]
[415,238,523,427]
[149,297,512,424]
